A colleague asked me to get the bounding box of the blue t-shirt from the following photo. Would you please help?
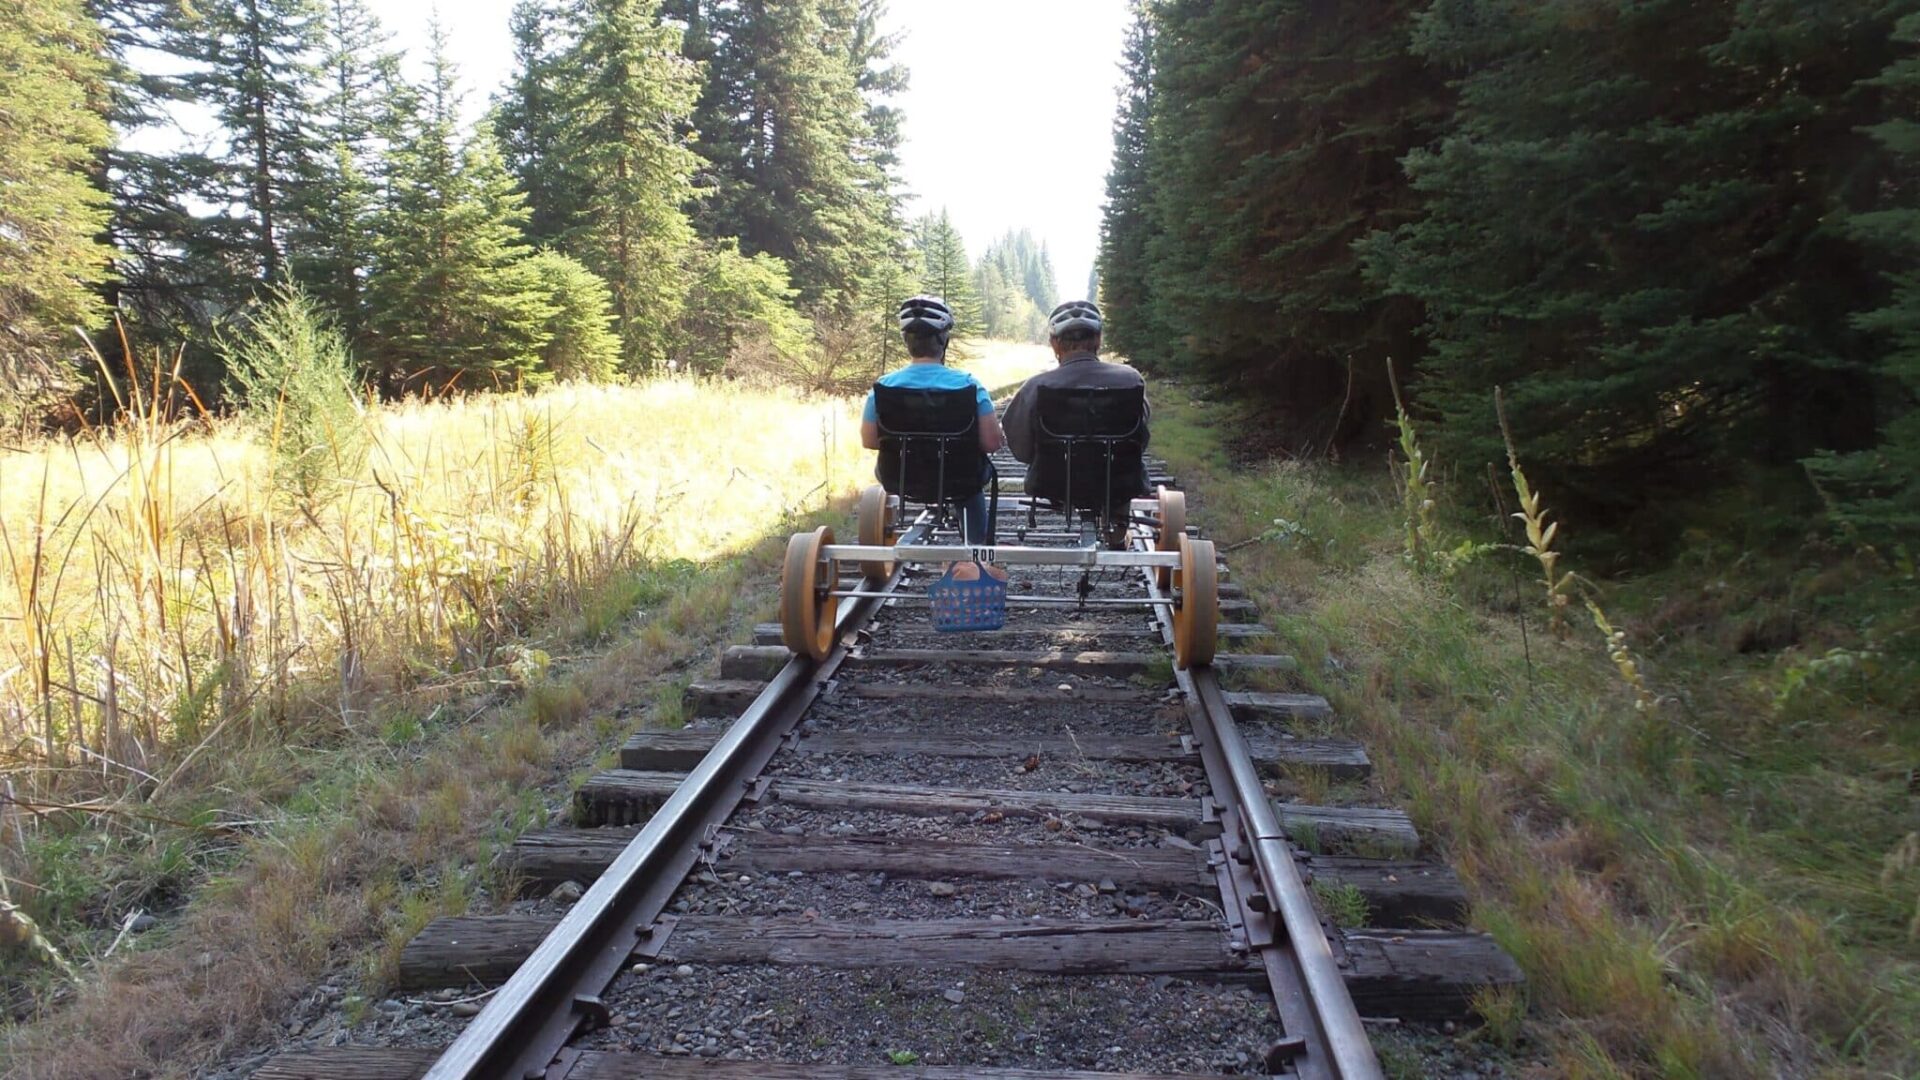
[862,363,994,424]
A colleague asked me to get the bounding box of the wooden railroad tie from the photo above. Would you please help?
[508,829,1470,928]
[618,728,1370,781]
[570,769,1422,855]
[686,680,1334,726]
[392,912,1521,1020]
[256,1047,1243,1079]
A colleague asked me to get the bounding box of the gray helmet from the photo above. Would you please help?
[1048,300,1102,339]
[898,295,955,337]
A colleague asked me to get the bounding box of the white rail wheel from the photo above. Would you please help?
[1173,535,1218,670]
[780,526,838,661]
[856,484,897,584]
[1155,486,1187,589]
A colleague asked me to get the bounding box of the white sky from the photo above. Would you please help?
[374,0,1131,299]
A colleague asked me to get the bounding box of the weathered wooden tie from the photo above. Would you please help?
[396,915,1248,988]
[256,1047,1231,1080]
[510,830,1465,925]
[688,680,1333,724]
[619,727,1369,779]
[570,769,1419,854]
[394,912,1516,1018]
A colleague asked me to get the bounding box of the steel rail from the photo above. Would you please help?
[422,520,929,1080]
[1136,535,1384,1080]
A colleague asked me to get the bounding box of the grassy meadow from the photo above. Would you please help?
[0,340,1052,1076]
[1149,382,1920,1079]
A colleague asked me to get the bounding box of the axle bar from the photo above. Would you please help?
[823,543,1182,568]
[828,590,1174,607]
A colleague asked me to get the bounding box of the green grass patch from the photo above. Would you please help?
[1147,382,1920,1078]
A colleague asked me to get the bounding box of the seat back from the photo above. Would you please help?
[1033,385,1148,511]
[872,384,985,503]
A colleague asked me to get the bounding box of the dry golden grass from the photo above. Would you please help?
[0,340,1049,1078]
[0,339,1049,800]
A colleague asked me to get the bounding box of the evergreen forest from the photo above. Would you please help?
[1099,0,1920,552]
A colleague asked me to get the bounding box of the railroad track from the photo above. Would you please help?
[258,443,1521,1080]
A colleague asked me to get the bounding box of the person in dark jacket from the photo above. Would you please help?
[1001,300,1150,542]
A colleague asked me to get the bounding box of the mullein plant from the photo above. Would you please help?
[1496,388,1655,710]
[1387,359,1442,572]
[1388,360,1493,576]
[1495,387,1576,638]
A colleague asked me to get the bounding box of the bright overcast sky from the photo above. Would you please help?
[369,0,1131,300]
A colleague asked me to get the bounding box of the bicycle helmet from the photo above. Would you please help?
[1047,300,1102,340]
[898,295,956,336]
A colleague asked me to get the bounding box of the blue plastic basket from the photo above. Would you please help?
[927,562,1007,632]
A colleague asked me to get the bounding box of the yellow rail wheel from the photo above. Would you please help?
[781,526,838,661]
[1155,487,1187,590]
[1172,535,1218,670]
[857,484,897,584]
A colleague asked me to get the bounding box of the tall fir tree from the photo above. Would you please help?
[290,0,399,337]
[557,0,703,371]
[1,0,116,420]
[913,210,980,337]
[1809,10,1920,539]
[364,28,555,390]
[495,1,581,245]
[1097,0,1162,366]
[173,0,326,285]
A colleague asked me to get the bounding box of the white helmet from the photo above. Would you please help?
[1047,300,1102,339]
[898,295,956,337]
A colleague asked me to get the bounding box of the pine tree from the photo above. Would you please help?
[0,0,116,420]
[672,239,813,375]
[1097,0,1162,365]
[913,210,980,337]
[526,250,622,381]
[974,229,1051,342]
[364,31,555,390]
[558,0,702,371]
[1026,237,1057,311]
[173,0,326,285]
[291,0,398,337]
[1808,10,1920,540]
[972,258,1021,341]
[495,1,581,245]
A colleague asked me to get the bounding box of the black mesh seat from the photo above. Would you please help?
[872,385,999,544]
[872,384,990,503]
[1031,385,1149,518]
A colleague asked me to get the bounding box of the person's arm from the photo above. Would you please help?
[978,411,1006,453]
[861,391,881,450]
[972,381,1005,453]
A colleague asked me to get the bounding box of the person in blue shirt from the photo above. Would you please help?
[861,296,1006,543]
